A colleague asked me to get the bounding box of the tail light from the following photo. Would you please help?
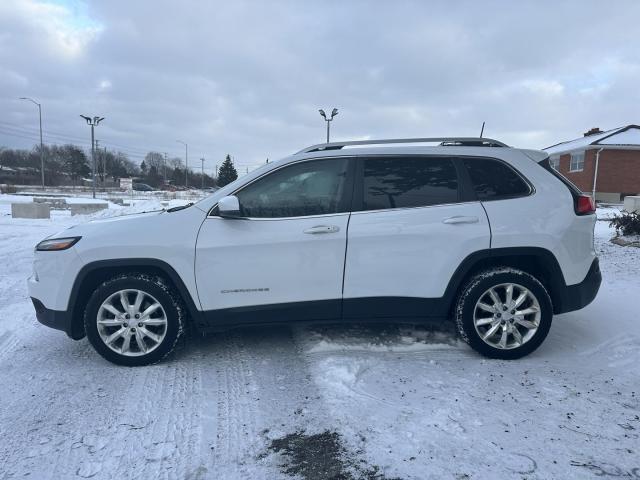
[576,195,596,215]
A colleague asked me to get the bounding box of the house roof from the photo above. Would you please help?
[544,125,640,155]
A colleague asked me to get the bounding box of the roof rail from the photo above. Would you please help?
[296,137,508,154]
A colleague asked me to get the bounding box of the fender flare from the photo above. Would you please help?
[441,246,566,313]
[68,258,203,339]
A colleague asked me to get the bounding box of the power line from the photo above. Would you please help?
[0,121,91,144]
[0,122,157,157]
[1,121,266,169]
[0,127,148,159]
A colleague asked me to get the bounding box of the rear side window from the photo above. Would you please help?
[363,157,458,210]
[463,158,531,200]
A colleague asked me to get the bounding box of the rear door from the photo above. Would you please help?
[343,155,491,318]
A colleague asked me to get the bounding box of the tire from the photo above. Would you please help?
[84,273,185,366]
[455,267,552,360]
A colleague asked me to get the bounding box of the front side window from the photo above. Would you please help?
[570,151,585,172]
[362,157,459,210]
[463,158,531,200]
[549,156,560,170]
[235,158,349,218]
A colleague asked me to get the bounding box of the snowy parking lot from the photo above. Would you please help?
[0,197,639,480]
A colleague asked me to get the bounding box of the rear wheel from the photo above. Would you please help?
[84,274,185,366]
[455,268,552,359]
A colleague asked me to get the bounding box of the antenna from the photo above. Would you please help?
[480,121,485,138]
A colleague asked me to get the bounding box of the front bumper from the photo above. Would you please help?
[31,297,83,339]
[554,258,602,314]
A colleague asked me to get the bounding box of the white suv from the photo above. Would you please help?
[28,137,601,366]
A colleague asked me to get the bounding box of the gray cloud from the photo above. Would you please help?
[2,0,640,172]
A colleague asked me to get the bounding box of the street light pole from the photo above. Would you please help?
[318,108,339,143]
[19,97,45,189]
[176,140,188,188]
[80,115,104,199]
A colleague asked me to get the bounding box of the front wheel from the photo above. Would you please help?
[455,267,553,359]
[84,274,185,366]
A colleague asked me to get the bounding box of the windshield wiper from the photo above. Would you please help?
[166,202,194,213]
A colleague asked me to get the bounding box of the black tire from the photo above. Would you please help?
[84,273,185,366]
[455,267,553,359]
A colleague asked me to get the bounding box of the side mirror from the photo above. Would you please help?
[218,195,241,218]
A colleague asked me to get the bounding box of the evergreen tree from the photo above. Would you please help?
[140,160,147,175]
[217,154,238,187]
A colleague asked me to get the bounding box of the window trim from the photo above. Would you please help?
[207,156,356,220]
[569,151,585,172]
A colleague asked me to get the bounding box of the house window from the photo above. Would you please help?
[569,152,584,172]
[549,156,560,170]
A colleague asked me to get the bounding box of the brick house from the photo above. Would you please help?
[544,125,640,203]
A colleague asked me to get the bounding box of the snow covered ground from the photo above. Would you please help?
[0,196,639,479]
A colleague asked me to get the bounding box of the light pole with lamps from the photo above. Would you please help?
[80,115,104,199]
[176,140,188,188]
[319,108,338,143]
[19,97,45,189]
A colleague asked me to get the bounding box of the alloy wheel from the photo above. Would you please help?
[473,283,541,350]
[96,289,168,356]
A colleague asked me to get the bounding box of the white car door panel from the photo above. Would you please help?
[195,214,349,311]
[344,202,490,300]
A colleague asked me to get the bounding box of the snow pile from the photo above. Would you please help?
[301,325,460,354]
[0,194,33,204]
[89,199,166,218]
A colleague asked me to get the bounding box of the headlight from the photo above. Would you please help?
[36,236,81,251]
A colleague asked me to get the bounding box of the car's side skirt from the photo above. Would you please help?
[196,296,449,332]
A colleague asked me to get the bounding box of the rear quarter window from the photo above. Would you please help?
[463,158,531,200]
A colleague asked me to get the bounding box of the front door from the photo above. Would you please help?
[195,157,354,322]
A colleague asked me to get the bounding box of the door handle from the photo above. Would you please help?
[303,225,340,234]
[442,216,479,225]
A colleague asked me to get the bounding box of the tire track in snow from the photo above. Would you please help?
[195,325,333,479]
[196,330,264,478]
[0,328,203,480]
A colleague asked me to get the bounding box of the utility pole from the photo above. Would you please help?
[19,97,45,189]
[176,140,188,188]
[80,115,104,198]
[319,108,339,143]
[95,139,101,184]
[163,152,168,184]
[200,158,205,189]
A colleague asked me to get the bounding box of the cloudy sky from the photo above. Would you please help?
[1,0,640,173]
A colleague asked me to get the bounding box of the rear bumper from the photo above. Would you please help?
[554,258,602,314]
[31,297,83,340]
